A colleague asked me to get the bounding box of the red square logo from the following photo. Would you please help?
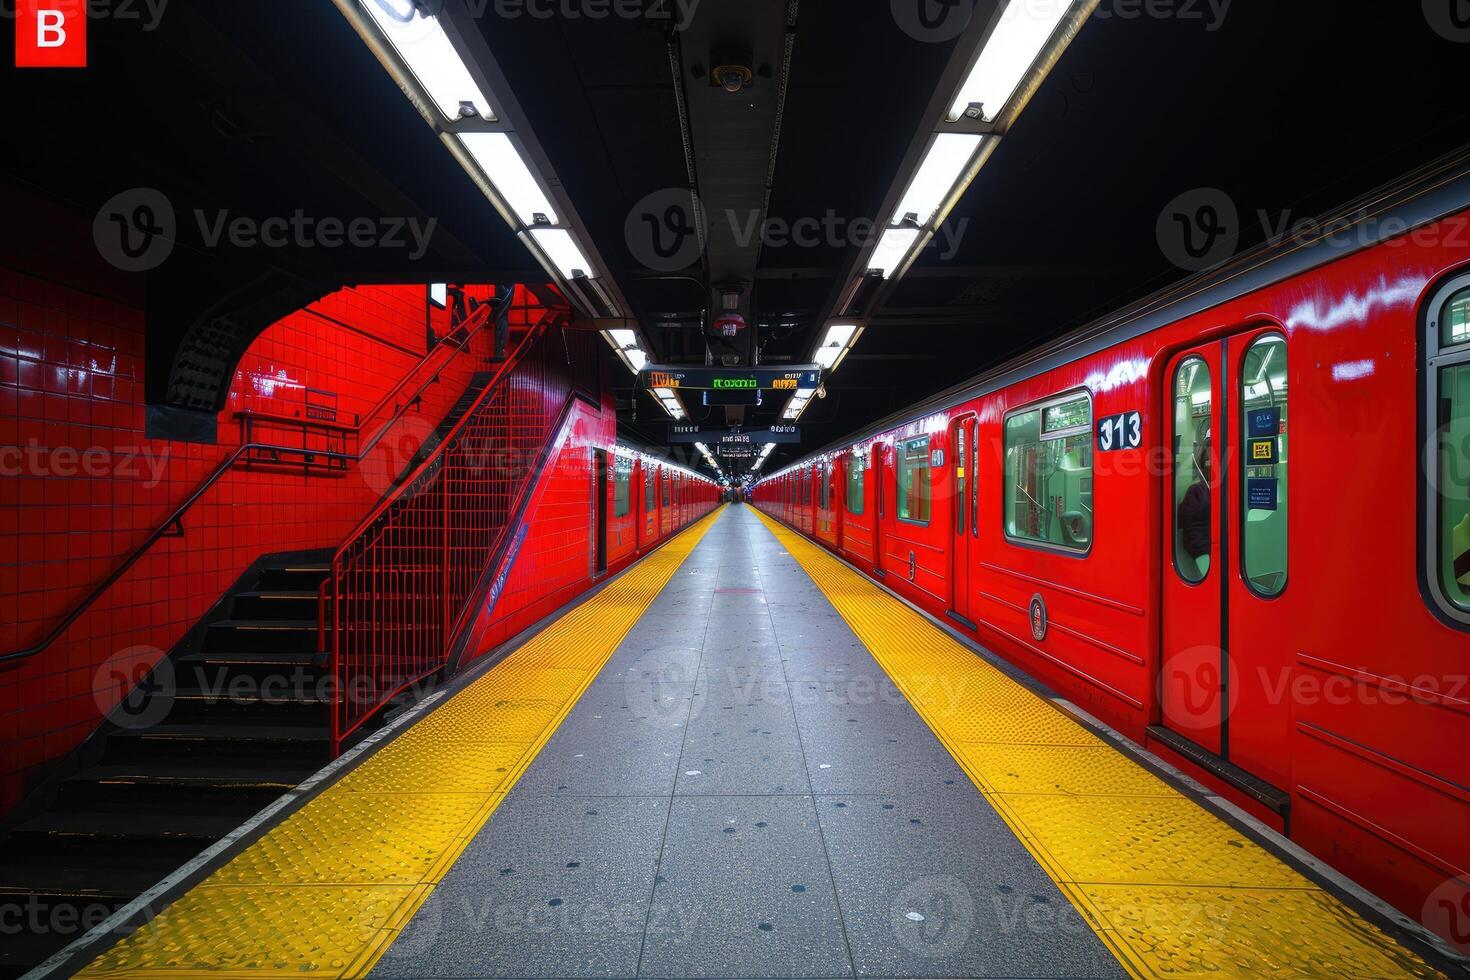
[15,0,87,68]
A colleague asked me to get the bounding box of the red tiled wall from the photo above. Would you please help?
[0,268,516,813]
[471,400,615,652]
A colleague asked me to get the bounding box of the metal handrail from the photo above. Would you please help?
[1,304,499,666]
[325,307,559,555]
[323,310,583,750]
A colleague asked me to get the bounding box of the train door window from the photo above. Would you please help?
[662,472,671,507]
[955,425,967,537]
[970,420,980,538]
[614,456,633,518]
[819,462,832,510]
[847,450,866,515]
[1429,283,1470,623]
[1173,357,1213,583]
[1003,391,1093,553]
[1240,334,1288,597]
[645,467,657,512]
[1445,287,1469,348]
[897,436,931,524]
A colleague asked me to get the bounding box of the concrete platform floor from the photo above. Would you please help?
[371,505,1125,979]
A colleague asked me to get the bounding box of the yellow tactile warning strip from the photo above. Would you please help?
[76,508,724,979]
[753,510,1439,979]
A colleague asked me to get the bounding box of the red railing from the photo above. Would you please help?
[323,310,593,750]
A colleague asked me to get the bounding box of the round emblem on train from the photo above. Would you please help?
[1029,594,1048,642]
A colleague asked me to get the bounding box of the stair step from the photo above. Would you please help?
[203,621,320,654]
[231,589,319,620]
[0,864,163,899]
[256,564,331,591]
[57,763,313,814]
[176,649,325,686]
[165,689,331,724]
[104,723,331,765]
[11,811,242,843]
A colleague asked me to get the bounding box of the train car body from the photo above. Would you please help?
[754,174,1470,938]
[606,447,720,576]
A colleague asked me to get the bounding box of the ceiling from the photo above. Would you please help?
[3,2,1468,466]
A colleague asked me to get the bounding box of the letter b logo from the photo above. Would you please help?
[16,1,87,68]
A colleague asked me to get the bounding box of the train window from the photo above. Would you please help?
[1003,392,1093,553]
[1430,283,1470,622]
[955,425,967,536]
[1442,362,1470,612]
[819,462,832,510]
[1241,334,1289,597]
[662,472,671,507]
[1173,357,1213,584]
[847,451,866,515]
[897,436,932,524]
[645,468,656,512]
[614,457,633,518]
[1445,288,1469,348]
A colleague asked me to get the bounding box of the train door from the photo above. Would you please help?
[1159,329,1289,766]
[832,457,845,550]
[949,415,978,622]
[594,449,609,574]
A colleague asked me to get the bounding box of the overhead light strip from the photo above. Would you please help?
[809,0,1092,376]
[343,0,620,317]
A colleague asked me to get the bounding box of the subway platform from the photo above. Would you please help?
[37,506,1451,979]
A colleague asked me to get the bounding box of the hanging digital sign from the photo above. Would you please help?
[668,426,802,445]
[641,365,821,391]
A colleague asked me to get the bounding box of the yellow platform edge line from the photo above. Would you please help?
[752,510,1439,980]
[76,507,725,979]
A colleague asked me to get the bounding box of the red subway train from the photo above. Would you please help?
[753,163,1470,939]
[605,445,723,573]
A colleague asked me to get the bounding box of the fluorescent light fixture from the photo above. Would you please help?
[894,134,984,226]
[361,0,496,122]
[868,227,921,279]
[624,349,648,371]
[429,282,448,308]
[608,329,638,348]
[653,387,676,399]
[695,443,710,454]
[529,228,593,279]
[457,133,557,226]
[814,345,842,369]
[823,322,858,348]
[947,0,1073,123]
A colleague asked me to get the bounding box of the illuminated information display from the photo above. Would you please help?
[669,426,801,444]
[641,365,821,391]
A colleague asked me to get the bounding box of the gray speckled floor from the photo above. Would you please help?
[372,505,1126,980]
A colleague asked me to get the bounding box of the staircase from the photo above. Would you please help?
[0,559,332,977]
[0,323,568,977]
[392,371,495,488]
